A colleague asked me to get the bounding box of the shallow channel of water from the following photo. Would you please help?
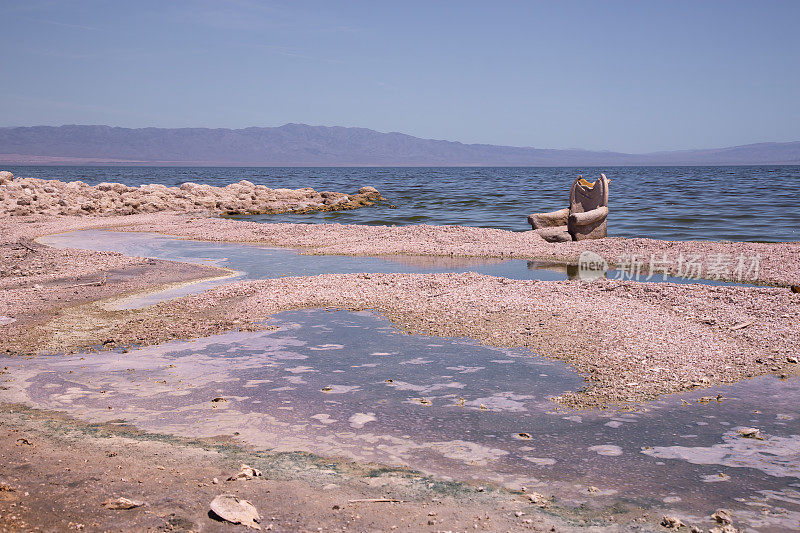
[37,230,754,309]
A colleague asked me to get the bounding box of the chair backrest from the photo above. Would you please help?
[569,173,609,214]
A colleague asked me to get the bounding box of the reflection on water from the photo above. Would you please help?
[2,309,799,530]
[38,230,754,308]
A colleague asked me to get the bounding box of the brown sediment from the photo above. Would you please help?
[9,271,798,409]
[1,404,595,532]
[0,232,227,354]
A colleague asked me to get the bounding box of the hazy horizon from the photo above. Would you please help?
[2,122,799,155]
[2,123,798,166]
[2,1,799,153]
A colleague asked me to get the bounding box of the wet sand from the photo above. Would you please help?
[1,404,594,532]
[0,232,227,355]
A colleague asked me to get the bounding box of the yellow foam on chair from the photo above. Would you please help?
[527,173,610,242]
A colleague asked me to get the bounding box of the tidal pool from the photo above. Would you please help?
[2,309,799,530]
[38,230,755,304]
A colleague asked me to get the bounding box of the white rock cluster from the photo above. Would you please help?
[0,172,382,217]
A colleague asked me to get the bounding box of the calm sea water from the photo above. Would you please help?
[7,165,800,242]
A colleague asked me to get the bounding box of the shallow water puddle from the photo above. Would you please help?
[38,230,754,307]
[2,309,798,529]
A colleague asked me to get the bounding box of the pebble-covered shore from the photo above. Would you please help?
[7,211,799,286]
[0,171,382,216]
[115,213,800,286]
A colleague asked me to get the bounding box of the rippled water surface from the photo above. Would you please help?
[9,165,800,241]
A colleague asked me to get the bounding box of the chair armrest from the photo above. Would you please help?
[528,208,570,229]
[568,206,608,226]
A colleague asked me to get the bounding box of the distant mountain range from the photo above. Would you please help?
[0,124,798,166]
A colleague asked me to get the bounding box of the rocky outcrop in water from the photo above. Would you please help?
[0,172,382,217]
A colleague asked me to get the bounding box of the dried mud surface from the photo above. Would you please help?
[2,404,629,532]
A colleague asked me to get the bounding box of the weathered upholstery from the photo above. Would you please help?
[528,173,609,242]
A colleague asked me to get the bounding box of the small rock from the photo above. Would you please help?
[209,494,261,530]
[227,464,263,481]
[526,492,548,506]
[711,509,732,524]
[787,356,798,364]
[103,497,144,510]
[736,427,764,440]
[698,394,724,404]
[211,397,227,403]
[791,286,799,294]
[660,515,685,529]
[587,486,599,493]
[516,432,532,440]
[710,525,738,533]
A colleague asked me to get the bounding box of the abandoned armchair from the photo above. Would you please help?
[527,173,609,242]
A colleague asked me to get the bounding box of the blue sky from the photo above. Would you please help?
[1,0,798,152]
